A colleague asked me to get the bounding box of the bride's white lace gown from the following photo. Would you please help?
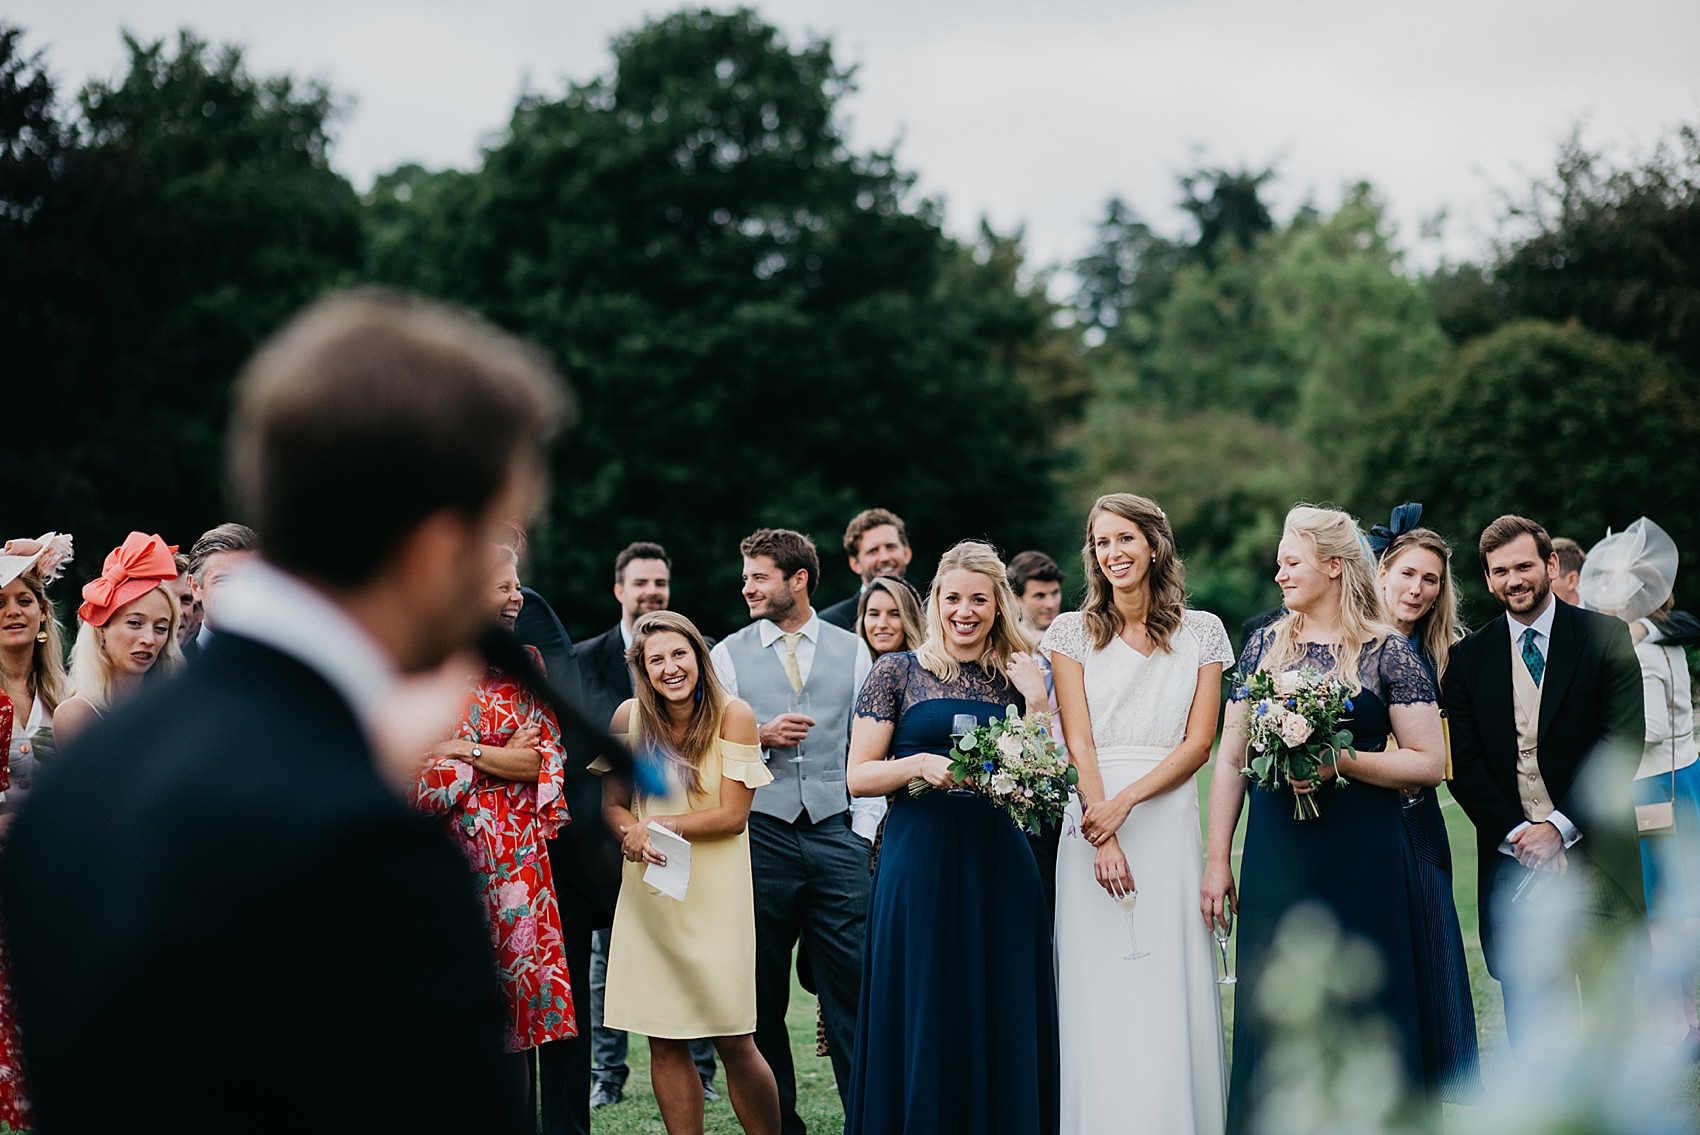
[1040,609,1233,1135]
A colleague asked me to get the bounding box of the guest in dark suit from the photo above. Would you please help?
[818,509,913,631]
[578,543,672,731]
[514,580,608,1135]
[1444,514,1646,1045]
[1551,535,1587,608]
[0,290,570,1134]
[574,541,720,1108]
[170,552,202,652]
[179,522,258,663]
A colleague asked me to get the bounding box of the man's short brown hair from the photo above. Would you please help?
[1478,514,1554,572]
[228,289,570,588]
[741,529,821,595]
[1007,550,1062,597]
[188,522,259,581]
[614,542,671,584]
[842,508,908,558]
[1551,536,1586,578]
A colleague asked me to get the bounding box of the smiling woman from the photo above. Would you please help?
[412,541,576,1089]
[844,540,1059,1135]
[54,531,182,746]
[595,610,780,1135]
[855,576,924,659]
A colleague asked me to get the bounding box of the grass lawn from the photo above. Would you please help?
[592,767,1700,1132]
[1195,767,1506,1068]
[588,968,845,1134]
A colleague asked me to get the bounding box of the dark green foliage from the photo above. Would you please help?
[10,9,1699,643]
[1070,137,1700,633]
[1366,319,1700,622]
[1,27,362,572]
[367,9,1073,635]
[1181,165,1276,266]
[1496,128,1700,381]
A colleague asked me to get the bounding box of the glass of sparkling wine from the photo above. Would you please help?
[948,714,978,796]
[788,691,810,764]
[1115,886,1148,960]
[1214,908,1236,985]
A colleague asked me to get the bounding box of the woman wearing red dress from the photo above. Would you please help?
[414,545,576,1095]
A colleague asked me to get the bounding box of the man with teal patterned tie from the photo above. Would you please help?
[1445,515,1645,1045]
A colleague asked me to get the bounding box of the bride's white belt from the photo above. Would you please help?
[1090,744,1170,765]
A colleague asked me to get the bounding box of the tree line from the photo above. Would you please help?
[5,10,1697,638]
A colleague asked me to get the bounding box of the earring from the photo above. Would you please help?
[35,628,47,644]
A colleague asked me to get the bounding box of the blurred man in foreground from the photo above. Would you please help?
[1,291,570,1134]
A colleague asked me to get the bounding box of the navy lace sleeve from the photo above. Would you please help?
[1228,625,1274,702]
[855,651,910,722]
[1373,634,1438,706]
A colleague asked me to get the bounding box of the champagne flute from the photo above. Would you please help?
[1114,886,1148,960]
[788,691,810,764]
[948,713,978,796]
[1213,908,1237,985]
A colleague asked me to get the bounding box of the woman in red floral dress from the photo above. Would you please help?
[414,546,576,1083]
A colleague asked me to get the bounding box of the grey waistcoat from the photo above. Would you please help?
[724,620,860,824]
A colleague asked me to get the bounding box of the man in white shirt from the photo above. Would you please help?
[818,508,914,631]
[709,529,877,1135]
[1445,514,1645,1046]
[1552,536,1586,607]
[1,290,569,1133]
[181,522,259,661]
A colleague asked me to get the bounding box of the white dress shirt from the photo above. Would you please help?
[215,560,399,741]
[709,612,883,841]
[1505,594,1558,664]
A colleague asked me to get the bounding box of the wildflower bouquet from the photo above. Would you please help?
[908,704,1078,833]
[1235,667,1356,820]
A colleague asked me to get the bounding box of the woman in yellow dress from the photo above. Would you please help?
[597,610,781,1135]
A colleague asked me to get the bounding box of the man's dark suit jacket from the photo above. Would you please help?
[1443,600,1646,973]
[0,634,525,1134]
[515,588,617,1135]
[818,591,861,631]
[576,623,632,734]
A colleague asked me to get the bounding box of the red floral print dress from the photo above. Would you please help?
[0,693,32,1129]
[414,654,576,1051]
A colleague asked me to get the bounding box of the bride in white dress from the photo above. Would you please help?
[1040,493,1231,1135]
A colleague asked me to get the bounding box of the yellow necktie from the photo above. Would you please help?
[780,632,804,694]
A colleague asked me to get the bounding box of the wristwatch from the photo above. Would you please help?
[469,745,483,762]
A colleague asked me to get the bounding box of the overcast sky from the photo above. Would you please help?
[13,1,1700,275]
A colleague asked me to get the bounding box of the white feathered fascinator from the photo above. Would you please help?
[1578,517,1678,623]
[0,532,75,589]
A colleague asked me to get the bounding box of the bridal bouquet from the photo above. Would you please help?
[1234,667,1356,821]
[908,704,1077,833]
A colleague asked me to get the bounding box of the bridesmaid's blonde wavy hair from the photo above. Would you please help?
[625,610,727,798]
[1259,505,1397,695]
[915,541,1033,684]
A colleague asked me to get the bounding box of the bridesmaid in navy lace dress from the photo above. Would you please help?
[1374,517,1480,1101]
[845,541,1058,1135]
[1201,507,1447,1133]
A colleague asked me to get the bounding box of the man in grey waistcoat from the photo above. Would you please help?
[710,528,880,1135]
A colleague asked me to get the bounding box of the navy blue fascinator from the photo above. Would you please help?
[1367,502,1423,556]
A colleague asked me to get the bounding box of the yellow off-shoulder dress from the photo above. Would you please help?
[592,736,773,1038]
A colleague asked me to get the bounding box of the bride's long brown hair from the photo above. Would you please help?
[1078,493,1187,652]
